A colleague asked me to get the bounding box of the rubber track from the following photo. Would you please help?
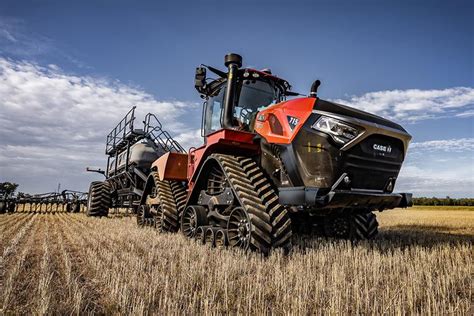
[352,212,379,239]
[211,154,292,253]
[237,157,293,249]
[151,172,179,232]
[87,181,111,217]
[169,181,187,218]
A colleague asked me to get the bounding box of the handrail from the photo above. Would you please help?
[105,107,186,155]
[106,106,137,154]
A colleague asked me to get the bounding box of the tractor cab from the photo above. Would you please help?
[195,55,293,136]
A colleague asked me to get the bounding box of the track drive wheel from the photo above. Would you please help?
[181,205,208,238]
[87,181,111,217]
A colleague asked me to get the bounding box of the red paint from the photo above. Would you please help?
[254,97,315,144]
[187,129,259,192]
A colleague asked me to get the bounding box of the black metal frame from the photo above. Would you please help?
[99,107,185,213]
[0,190,88,213]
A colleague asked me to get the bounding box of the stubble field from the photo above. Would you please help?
[1,207,472,315]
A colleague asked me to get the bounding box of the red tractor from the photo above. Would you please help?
[89,53,412,254]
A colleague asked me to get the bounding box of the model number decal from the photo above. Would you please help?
[287,116,299,130]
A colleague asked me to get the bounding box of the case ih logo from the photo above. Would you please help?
[373,144,392,153]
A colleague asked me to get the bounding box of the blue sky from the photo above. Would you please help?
[0,0,473,197]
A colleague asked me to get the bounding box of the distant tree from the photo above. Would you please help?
[413,196,474,206]
[0,182,19,198]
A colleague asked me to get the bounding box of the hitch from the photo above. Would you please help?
[86,167,106,176]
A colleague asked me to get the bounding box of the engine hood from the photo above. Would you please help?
[315,99,407,133]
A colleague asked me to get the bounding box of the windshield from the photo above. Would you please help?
[233,79,281,131]
[203,79,282,135]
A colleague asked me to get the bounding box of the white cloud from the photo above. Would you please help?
[397,164,474,198]
[333,87,474,122]
[396,138,474,197]
[0,58,201,193]
[409,138,474,152]
[174,129,203,150]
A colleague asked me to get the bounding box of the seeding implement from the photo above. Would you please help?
[0,190,87,213]
[87,54,412,254]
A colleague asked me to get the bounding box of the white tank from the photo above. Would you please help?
[108,141,161,175]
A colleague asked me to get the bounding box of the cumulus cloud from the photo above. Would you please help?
[0,58,201,193]
[396,138,474,197]
[409,138,474,152]
[333,87,474,122]
[397,164,474,198]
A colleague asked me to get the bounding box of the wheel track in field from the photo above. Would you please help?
[54,213,104,314]
[66,214,159,259]
[0,212,28,227]
[1,214,36,264]
[0,213,31,247]
[2,215,46,314]
[1,214,40,313]
[59,214,169,311]
[60,214,169,312]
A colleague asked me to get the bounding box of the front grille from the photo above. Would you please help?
[343,135,404,191]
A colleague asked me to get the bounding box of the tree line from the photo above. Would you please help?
[413,197,474,206]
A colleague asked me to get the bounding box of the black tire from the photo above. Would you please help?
[352,212,379,239]
[73,203,81,213]
[0,201,6,214]
[324,211,379,240]
[87,181,111,217]
[66,203,72,213]
[7,202,16,213]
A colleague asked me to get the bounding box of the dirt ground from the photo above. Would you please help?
[1,207,472,314]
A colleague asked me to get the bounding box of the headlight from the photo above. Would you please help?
[311,116,360,145]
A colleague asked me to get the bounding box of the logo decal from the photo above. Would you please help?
[287,116,299,130]
[373,144,392,153]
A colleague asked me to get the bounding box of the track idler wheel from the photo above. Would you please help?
[227,207,252,250]
[215,229,228,248]
[195,226,207,244]
[181,205,208,238]
[204,227,219,247]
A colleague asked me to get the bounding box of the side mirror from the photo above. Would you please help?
[195,66,206,92]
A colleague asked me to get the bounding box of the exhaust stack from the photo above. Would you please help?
[222,53,242,129]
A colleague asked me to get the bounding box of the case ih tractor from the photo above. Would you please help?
[87,53,412,254]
